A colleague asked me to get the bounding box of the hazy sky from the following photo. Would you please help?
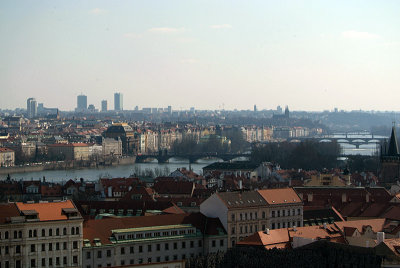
[1,1,400,111]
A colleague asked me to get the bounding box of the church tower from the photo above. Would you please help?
[380,126,400,184]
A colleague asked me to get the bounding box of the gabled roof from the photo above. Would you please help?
[216,191,268,208]
[15,200,80,221]
[334,218,386,234]
[83,213,225,246]
[0,203,20,223]
[257,188,302,205]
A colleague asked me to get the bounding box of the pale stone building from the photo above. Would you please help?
[0,200,83,268]
[200,188,303,247]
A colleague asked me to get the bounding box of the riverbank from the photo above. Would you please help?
[0,156,136,175]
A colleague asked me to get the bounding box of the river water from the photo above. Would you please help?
[0,158,221,182]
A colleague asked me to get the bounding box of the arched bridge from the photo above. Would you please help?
[287,132,388,148]
[136,153,249,164]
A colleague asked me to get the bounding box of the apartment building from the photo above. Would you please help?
[0,200,83,268]
[82,213,227,268]
[0,147,15,167]
[200,188,303,247]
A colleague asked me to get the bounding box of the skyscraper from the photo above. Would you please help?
[101,100,108,112]
[114,92,123,111]
[26,98,37,118]
[77,95,87,111]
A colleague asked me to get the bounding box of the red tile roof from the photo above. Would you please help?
[0,203,20,223]
[15,200,78,221]
[258,188,302,205]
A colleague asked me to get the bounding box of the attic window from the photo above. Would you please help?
[272,201,275,203]
[284,200,287,202]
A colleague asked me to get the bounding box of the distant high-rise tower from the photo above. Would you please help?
[114,92,123,111]
[254,105,257,112]
[77,94,87,111]
[101,100,108,112]
[26,98,37,118]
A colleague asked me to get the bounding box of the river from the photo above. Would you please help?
[0,158,221,182]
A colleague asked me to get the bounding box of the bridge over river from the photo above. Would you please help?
[287,132,388,148]
[136,153,249,164]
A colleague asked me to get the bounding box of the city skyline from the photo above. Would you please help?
[1,1,400,111]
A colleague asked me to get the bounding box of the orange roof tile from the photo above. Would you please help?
[258,188,302,205]
[334,218,386,234]
[16,200,78,221]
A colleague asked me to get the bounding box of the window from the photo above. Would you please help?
[272,223,275,229]
[33,230,37,237]
[147,245,151,252]
[165,256,169,262]
[14,230,17,239]
[73,256,78,264]
[31,259,36,267]
[139,246,143,253]
[173,242,177,249]
[157,257,161,262]
[212,240,216,247]
[297,209,301,215]
[63,228,67,235]
[173,255,178,260]
[277,223,280,229]
[198,240,202,247]
[240,226,243,234]
[87,252,91,259]
[240,214,243,221]
[220,239,224,247]
[292,209,295,216]
[18,230,22,238]
[138,258,143,264]
[245,213,247,220]
[147,258,151,263]
[71,227,75,235]
[97,250,102,258]
[49,243,52,251]
[76,227,80,235]
[262,224,265,230]
[255,225,258,232]
[29,230,33,238]
[165,243,169,250]
[283,222,286,228]
[277,211,280,217]
[297,221,301,227]
[271,211,275,218]
[182,241,186,249]
[130,246,134,253]
[245,226,248,233]
[49,258,53,266]
[231,214,235,221]
[121,247,125,255]
[120,260,125,266]
[190,241,194,248]
[288,210,290,216]
[42,258,46,267]
[130,259,134,265]
[42,229,45,237]
[182,254,186,260]
[5,245,9,254]
[56,257,60,266]
[16,245,21,253]
[107,250,111,257]
[156,244,160,251]
[250,213,252,220]
[31,244,35,252]
[63,256,67,265]
[255,212,258,219]
[49,229,52,236]
[5,231,9,239]
[63,242,67,250]
[283,210,285,217]
[16,260,21,268]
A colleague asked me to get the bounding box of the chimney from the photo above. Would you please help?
[238,180,243,190]
[323,223,327,229]
[377,232,385,244]
[293,226,297,232]
[265,228,270,235]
